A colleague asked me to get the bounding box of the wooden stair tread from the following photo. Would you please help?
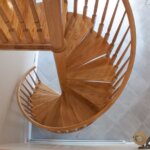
[33,101,48,110]
[68,89,99,119]
[34,98,60,125]
[31,83,61,124]
[32,101,51,122]
[68,80,111,109]
[67,32,109,70]
[34,108,49,124]
[68,56,109,72]
[60,94,80,126]
[65,12,73,30]
[33,102,50,123]
[31,84,59,107]
[31,92,58,99]
[35,83,59,96]
[67,64,115,82]
[64,13,93,57]
[31,94,59,106]
[67,79,113,93]
[64,92,83,122]
[43,98,62,127]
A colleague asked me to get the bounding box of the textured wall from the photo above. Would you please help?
[32,0,150,141]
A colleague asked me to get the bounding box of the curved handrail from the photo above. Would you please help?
[109,0,136,104]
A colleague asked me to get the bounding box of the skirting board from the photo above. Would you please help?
[30,139,133,146]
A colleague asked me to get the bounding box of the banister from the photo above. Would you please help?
[10,0,33,43]
[33,70,41,83]
[20,95,33,107]
[74,0,78,16]
[14,0,136,133]
[29,73,37,86]
[97,0,109,37]
[115,41,131,68]
[83,0,88,18]
[43,0,64,51]
[104,0,120,41]
[22,83,32,96]
[21,103,32,112]
[20,89,30,99]
[25,78,34,90]
[92,0,99,24]
[115,57,130,79]
[110,27,130,62]
[0,28,8,42]
[28,0,45,43]
[104,11,126,58]
[107,26,130,58]
[113,72,126,89]
[0,6,20,42]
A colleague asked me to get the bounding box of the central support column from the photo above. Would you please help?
[54,51,67,93]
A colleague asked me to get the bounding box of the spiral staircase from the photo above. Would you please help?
[0,0,136,133]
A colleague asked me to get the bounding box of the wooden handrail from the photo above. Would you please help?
[109,0,136,111]
[17,67,38,119]
[43,0,64,51]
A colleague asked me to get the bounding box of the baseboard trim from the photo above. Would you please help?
[30,139,134,146]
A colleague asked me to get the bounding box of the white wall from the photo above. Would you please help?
[0,51,36,144]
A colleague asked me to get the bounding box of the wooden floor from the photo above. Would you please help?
[32,0,150,141]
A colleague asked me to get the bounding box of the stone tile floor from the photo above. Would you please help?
[32,0,150,141]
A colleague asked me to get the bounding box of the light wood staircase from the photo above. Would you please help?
[0,0,136,133]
